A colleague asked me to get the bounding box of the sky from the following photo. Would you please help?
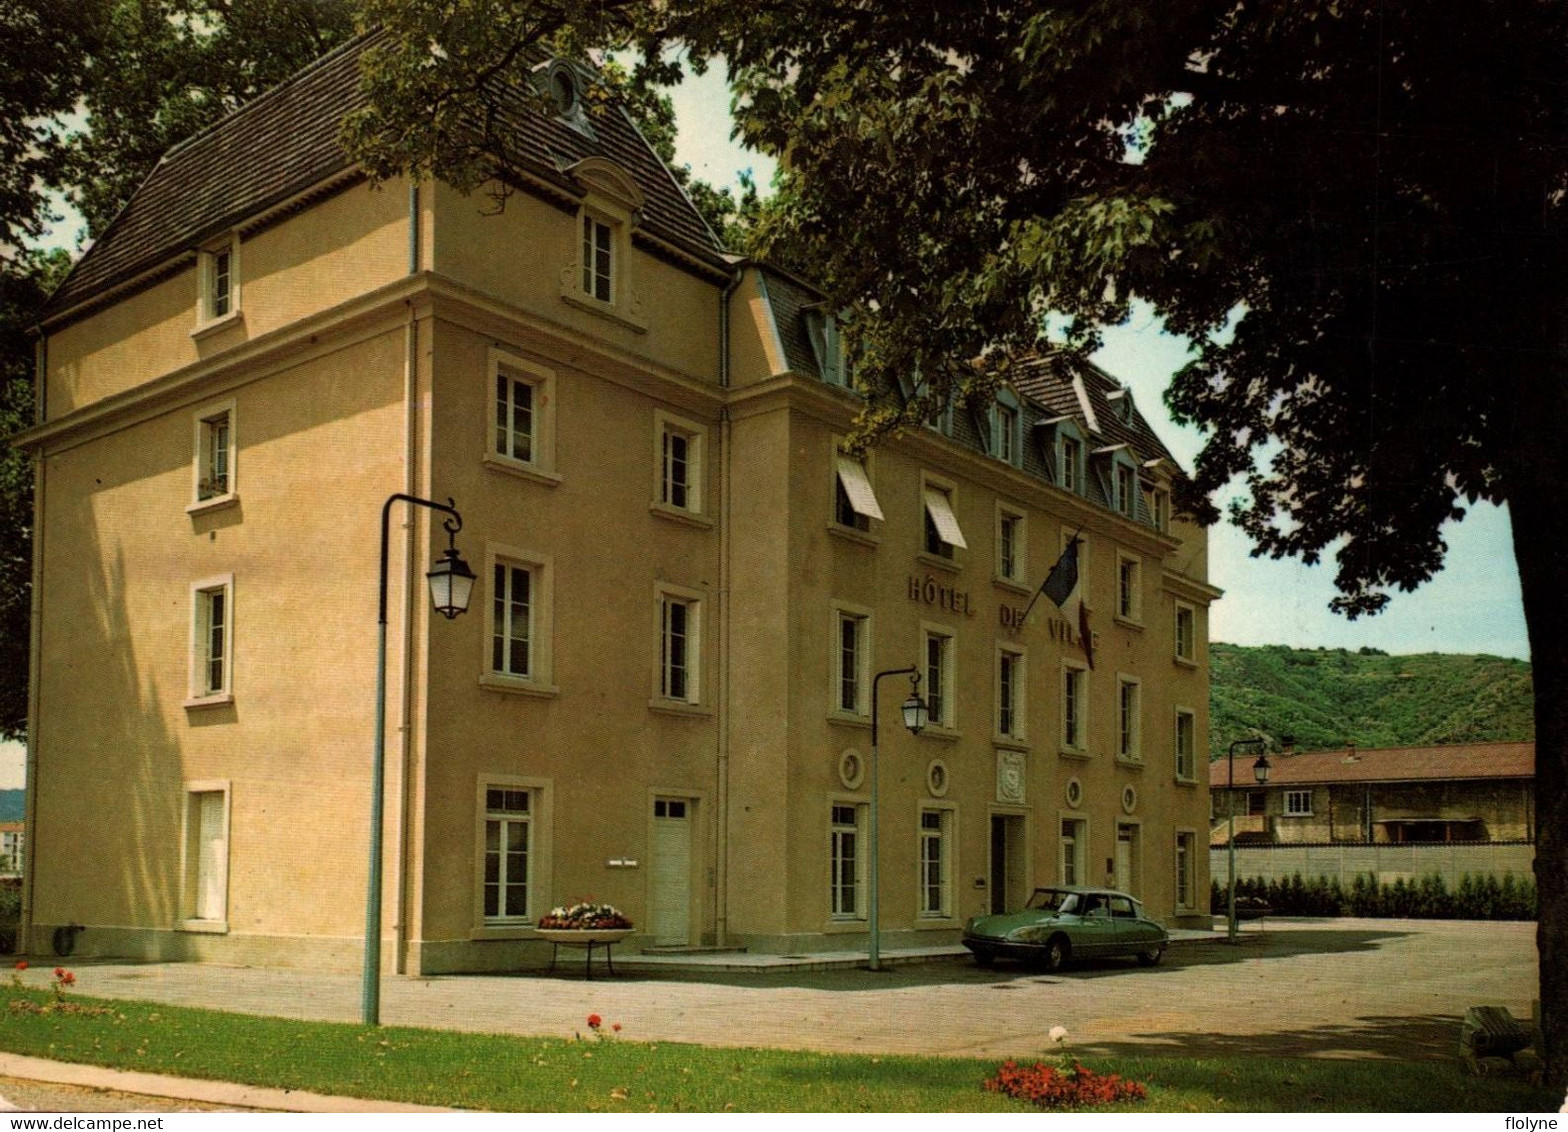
[6,54,1529,794]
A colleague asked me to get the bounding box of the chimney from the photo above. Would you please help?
[1343,738,1358,764]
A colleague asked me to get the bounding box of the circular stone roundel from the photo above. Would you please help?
[838,748,865,791]
[927,759,950,798]
[1065,777,1084,809]
[1121,784,1138,814]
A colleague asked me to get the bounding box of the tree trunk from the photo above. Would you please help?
[1508,400,1568,1091]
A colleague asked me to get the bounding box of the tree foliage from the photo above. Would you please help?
[1209,644,1535,759]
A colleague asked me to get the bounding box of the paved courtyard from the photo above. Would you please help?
[55,918,1536,1063]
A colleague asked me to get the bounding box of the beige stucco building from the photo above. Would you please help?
[16,39,1218,973]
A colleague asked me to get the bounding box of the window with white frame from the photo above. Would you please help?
[1115,462,1137,517]
[835,608,870,715]
[997,647,1024,739]
[1118,676,1142,760]
[485,350,557,478]
[992,400,1020,466]
[483,786,533,921]
[924,626,955,728]
[658,590,701,703]
[918,809,952,917]
[199,236,239,324]
[491,562,534,679]
[922,481,966,559]
[190,577,233,701]
[183,784,229,924]
[1174,603,1196,663]
[1175,831,1196,909]
[581,213,614,303]
[1149,486,1171,532]
[495,369,535,464]
[1059,434,1083,494]
[192,403,235,505]
[830,802,866,918]
[1284,789,1313,816]
[996,506,1025,583]
[1060,817,1086,885]
[655,412,705,516]
[1174,709,1197,781]
[834,450,883,531]
[1062,663,1087,751]
[1117,555,1141,622]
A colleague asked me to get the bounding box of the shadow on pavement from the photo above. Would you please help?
[1073,1013,1463,1063]
[496,929,1412,992]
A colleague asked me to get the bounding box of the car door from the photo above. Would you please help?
[1077,893,1117,956]
[1107,895,1149,955]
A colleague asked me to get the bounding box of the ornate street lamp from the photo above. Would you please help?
[869,668,927,972]
[365,495,474,1026]
[1225,734,1291,943]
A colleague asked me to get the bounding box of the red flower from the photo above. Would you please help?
[13,961,25,971]
[587,1014,602,1029]
[53,967,63,977]
[58,972,75,986]
[612,1023,622,1033]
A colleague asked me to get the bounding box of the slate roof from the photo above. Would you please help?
[1010,351,1177,466]
[1208,741,1535,788]
[42,34,725,322]
[757,267,1184,530]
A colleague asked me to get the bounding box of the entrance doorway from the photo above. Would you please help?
[1115,823,1140,895]
[651,798,692,945]
[989,813,1028,914]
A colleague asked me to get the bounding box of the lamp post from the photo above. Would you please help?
[1224,736,1278,943]
[364,495,476,1025]
[868,667,929,972]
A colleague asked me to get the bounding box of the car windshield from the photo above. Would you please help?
[1025,889,1081,914]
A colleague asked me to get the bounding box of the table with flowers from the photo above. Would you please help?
[536,903,634,979]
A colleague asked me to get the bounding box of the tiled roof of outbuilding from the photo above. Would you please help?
[1208,741,1535,787]
[42,34,726,321]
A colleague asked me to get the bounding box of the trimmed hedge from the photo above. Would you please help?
[1209,870,1536,920]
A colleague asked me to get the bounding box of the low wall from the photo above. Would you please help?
[1209,842,1535,888]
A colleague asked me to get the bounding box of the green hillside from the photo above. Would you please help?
[1208,643,1534,758]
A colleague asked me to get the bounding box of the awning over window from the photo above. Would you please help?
[923,487,968,549]
[835,454,884,521]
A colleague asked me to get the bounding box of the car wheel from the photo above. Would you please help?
[1042,935,1069,972]
[972,949,996,968]
[1137,945,1165,967]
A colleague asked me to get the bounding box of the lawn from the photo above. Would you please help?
[0,988,1557,1112]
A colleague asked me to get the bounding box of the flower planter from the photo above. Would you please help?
[536,928,634,979]
[535,928,635,945]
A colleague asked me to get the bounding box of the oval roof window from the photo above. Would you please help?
[550,66,578,115]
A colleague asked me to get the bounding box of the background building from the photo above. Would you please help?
[1210,741,1535,887]
[18,37,1217,972]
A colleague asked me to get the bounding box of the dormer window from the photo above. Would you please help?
[559,157,646,331]
[550,66,578,115]
[1060,435,1083,493]
[804,308,846,386]
[1108,388,1135,423]
[1115,462,1137,517]
[581,214,613,303]
[990,389,1022,468]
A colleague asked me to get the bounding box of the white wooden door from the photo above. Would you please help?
[196,792,227,920]
[651,799,692,945]
[1115,824,1136,895]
